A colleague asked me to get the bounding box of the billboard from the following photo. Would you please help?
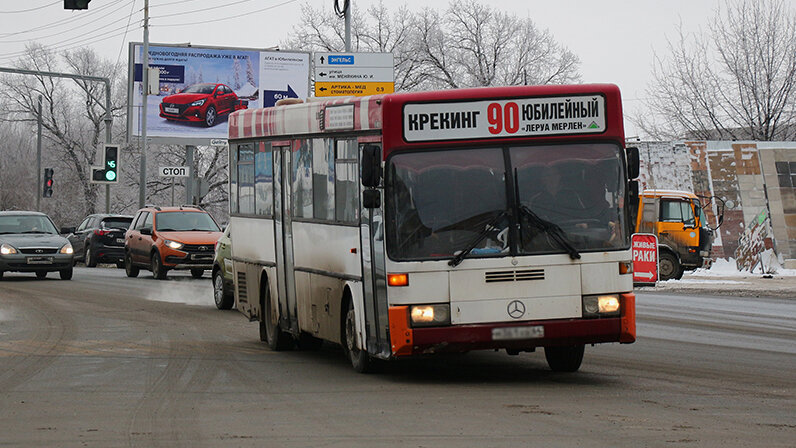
[127,43,310,143]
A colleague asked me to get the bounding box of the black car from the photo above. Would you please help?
[65,214,133,268]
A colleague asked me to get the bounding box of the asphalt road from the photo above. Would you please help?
[0,267,793,447]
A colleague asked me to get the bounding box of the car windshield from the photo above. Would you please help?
[181,84,216,94]
[385,143,628,261]
[155,212,220,232]
[102,218,133,230]
[0,215,58,235]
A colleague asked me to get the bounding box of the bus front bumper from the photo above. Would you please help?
[388,294,635,357]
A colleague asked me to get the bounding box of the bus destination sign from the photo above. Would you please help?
[403,95,606,142]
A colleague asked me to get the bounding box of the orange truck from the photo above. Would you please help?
[635,190,724,281]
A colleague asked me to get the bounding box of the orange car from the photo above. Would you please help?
[124,205,223,280]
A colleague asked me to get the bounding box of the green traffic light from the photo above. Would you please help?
[105,170,117,181]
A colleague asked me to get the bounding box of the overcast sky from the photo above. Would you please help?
[0,0,724,138]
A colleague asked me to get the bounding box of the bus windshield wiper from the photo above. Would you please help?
[518,205,581,260]
[448,210,507,267]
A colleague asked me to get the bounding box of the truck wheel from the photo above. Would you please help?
[544,345,584,372]
[659,252,680,281]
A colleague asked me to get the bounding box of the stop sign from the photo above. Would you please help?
[632,233,658,284]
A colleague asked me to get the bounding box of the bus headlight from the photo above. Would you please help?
[410,304,450,327]
[582,294,621,317]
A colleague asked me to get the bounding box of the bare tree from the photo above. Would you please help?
[639,0,796,140]
[283,0,580,91]
[0,43,127,223]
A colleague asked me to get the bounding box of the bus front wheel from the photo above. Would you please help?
[343,300,373,373]
[544,345,584,372]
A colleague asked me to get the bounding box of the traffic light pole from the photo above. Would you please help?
[139,0,150,209]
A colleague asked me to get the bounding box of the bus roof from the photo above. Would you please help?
[229,84,625,155]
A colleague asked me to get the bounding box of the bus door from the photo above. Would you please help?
[359,143,390,358]
[273,145,299,334]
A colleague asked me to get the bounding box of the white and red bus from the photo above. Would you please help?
[226,84,637,372]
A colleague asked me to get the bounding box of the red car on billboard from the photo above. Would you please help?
[159,83,247,127]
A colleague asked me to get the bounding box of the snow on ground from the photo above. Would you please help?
[690,252,796,278]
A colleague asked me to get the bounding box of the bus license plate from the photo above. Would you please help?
[165,107,179,114]
[492,325,544,341]
[26,256,53,265]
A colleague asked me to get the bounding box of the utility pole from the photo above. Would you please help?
[139,0,150,208]
[345,1,351,52]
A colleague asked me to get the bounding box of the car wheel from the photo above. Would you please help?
[213,270,234,310]
[544,345,585,372]
[59,268,73,280]
[658,252,680,282]
[261,282,292,350]
[36,271,47,279]
[125,252,139,278]
[190,268,204,279]
[204,106,216,127]
[343,299,374,373]
[85,246,97,267]
[151,252,167,280]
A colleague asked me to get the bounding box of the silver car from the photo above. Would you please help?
[0,211,74,280]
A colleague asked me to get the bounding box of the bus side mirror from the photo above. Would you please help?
[626,147,639,179]
[363,190,380,209]
[628,180,639,225]
[361,145,382,188]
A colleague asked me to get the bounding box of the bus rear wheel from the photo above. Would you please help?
[343,300,373,373]
[544,345,584,372]
[261,284,292,350]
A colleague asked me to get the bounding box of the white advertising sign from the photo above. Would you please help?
[403,95,606,142]
[129,43,310,142]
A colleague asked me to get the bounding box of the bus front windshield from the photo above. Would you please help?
[385,143,628,261]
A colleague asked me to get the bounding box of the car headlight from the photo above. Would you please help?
[190,99,205,107]
[582,294,621,317]
[410,304,451,327]
[59,243,74,255]
[164,239,184,250]
[0,243,17,255]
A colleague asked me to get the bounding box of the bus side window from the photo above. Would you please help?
[238,144,255,214]
[312,138,335,220]
[229,144,238,213]
[292,140,313,218]
[255,141,274,216]
[335,139,359,223]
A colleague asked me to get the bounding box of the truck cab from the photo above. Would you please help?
[635,190,720,281]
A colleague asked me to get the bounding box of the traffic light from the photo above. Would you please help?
[104,145,118,182]
[43,168,54,198]
[64,0,91,10]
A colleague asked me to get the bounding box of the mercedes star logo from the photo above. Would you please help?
[507,300,526,319]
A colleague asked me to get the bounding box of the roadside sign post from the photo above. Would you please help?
[159,166,190,206]
[314,52,394,97]
[632,233,659,285]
